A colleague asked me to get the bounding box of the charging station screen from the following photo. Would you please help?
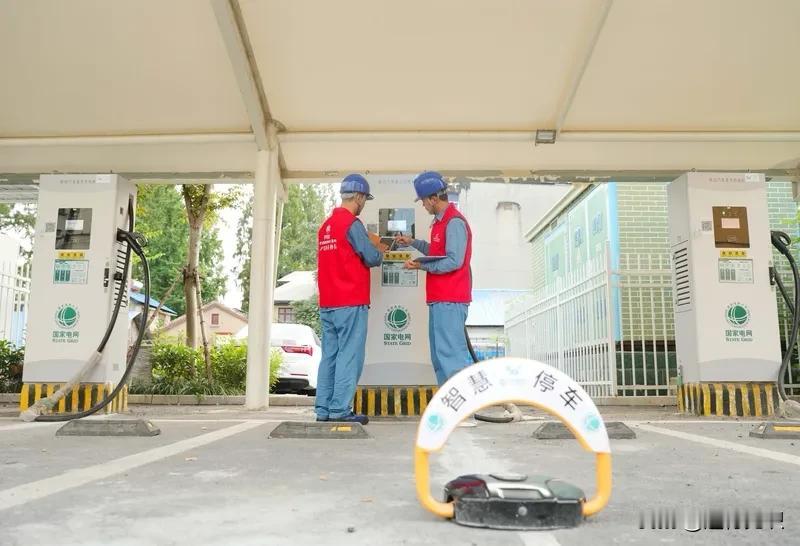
[387,220,407,232]
[379,208,415,238]
[56,208,93,250]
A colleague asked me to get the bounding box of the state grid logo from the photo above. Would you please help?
[725,303,750,327]
[55,304,79,329]
[384,305,410,331]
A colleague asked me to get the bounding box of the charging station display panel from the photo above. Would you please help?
[380,208,415,238]
[712,206,749,248]
[56,208,93,250]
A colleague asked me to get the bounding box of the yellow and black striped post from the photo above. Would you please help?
[352,386,439,417]
[19,383,128,415]
[677,382,778,417]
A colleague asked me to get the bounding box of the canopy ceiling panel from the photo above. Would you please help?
[0,0,250,137]
[241,0,602,131]
[565,0,800,131]
[0,0,798,180]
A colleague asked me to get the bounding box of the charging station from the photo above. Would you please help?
[20,174,137,415]
[359,179,435,387]
[668,172,784,416]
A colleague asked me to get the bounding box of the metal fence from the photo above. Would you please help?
[614,253,675,397]
[506,249,616,398]
[507,245,800,397]
[0,262,30,347]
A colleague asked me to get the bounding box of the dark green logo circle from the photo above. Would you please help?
[385,306,410,331]
[55,304,79,329]
[725,303,750,327]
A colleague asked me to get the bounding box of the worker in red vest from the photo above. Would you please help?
[316,174,386,425]
[396,171,473,385]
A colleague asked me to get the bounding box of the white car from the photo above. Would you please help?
[236,323,321,394]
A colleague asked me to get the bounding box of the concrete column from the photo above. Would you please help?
[245,149,279,409]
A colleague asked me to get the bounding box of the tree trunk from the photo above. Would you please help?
[146,269,182,331]
[182,184,211,349]
[195,270,212,382]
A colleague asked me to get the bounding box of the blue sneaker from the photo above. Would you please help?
[329,413,369,425]
[316,415,329,422]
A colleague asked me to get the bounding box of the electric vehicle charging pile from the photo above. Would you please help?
[414,357,612,530]
[667,172,800,419]
[19,174,150,421]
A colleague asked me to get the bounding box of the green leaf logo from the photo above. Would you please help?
[725,303,750,327]
[55,304,79,329]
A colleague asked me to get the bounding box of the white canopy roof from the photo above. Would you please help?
[1,0,799,185]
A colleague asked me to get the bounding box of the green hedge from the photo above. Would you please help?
[130,338,282,396]
[0,341,24,393]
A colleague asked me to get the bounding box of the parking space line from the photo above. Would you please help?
[520,532,562,545]
[635,423,800,467]
[0,421,264,511]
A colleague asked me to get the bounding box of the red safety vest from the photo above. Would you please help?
[426,203,472,304]
[317,208,370,308]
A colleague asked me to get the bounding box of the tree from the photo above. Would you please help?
[234,189,253,313]
[234,184,334,312]
[134,186,188,315]
[292,295,321,336]
[0,203,37,261]
[134,185,229,318]
[181,184,238,351]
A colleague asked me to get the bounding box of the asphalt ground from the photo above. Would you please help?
[0,404,798,546]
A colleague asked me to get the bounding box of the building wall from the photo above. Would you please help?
[164,307,248,343]
[616,183,670,257]
[531,237,546,292]
[455,182,570,290]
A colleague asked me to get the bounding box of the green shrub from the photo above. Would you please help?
[292,295,321,336]
[131,338,282,397]
[211,340,248,389]
[0,341,24,393]
[151,338,202,381]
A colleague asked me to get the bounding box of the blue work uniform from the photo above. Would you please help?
[315,221,382,419]
[410,214,473,385]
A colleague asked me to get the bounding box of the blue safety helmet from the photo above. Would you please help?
[413,171,447,201]
[340,173,374,200]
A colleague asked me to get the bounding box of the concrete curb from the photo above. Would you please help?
[1,392,674,407]
[0,392,315,407]
[127,394,315,406]
[0,393,19,404]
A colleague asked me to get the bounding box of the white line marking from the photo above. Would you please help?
[520,532,562,545]
[635,423,800,467]
[0,421,263,511]
[625,419,763,425]
[149,418,280,424]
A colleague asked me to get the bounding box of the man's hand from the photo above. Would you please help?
[377,243,389,253]
[403,259,421,270]
[395,235,414,247]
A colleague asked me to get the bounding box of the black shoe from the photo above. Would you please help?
[329,413,369,425]
[316,416,329,422]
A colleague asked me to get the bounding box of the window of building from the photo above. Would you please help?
[211,313,220,326]
[550,253,560,272]
[574,227,583,248]
[277,306,296,323]
[592,212,604,234]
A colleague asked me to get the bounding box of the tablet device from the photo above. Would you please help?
[414,255,447,263]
